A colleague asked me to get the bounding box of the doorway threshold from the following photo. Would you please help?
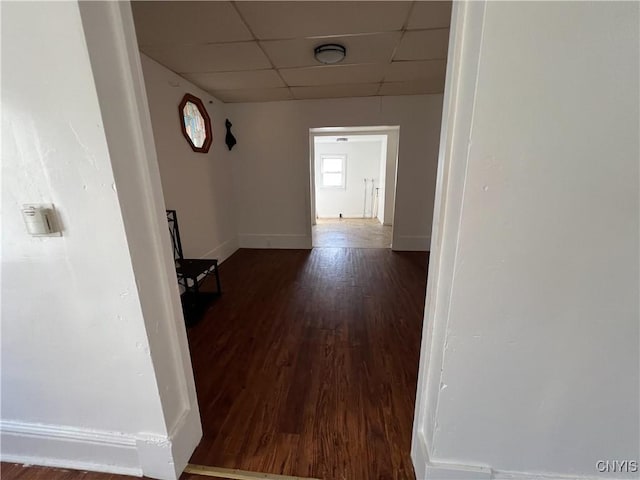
[184,464,322,480]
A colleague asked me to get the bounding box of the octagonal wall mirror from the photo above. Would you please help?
[179,93,212,153]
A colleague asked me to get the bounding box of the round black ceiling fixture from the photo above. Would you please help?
[314,44,347,65]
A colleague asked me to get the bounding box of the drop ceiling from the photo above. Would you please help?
[131,1,451,103]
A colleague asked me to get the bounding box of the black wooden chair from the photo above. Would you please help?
[167,210,221,324]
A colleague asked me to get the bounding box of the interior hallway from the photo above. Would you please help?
[1,248,428,480]
[189,248,429,479]
[312,218,392,248]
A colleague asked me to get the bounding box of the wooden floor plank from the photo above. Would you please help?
[0,462,211,480]
[1,247,428,480]
[312,219,392,248]
[190,248,429,480]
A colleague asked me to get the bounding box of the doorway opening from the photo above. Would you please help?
[309,126,400,248]
[0,0,458,478]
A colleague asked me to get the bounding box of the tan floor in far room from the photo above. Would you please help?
[312,218,392,248]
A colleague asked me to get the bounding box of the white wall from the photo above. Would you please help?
[140,54,238,262]
[314,139,383,218]
[376,136,389,224]
[413,2,639,479]
[226,95,443,251]
[311,127,399,228]
[1,2,199,478]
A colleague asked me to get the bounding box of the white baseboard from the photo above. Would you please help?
[200,237,239,264]
[412,431,492,480]
[392,235,431,251]
[412,431,614,480]
[0,417,199,480]
[0,420,142,477]
[412,433,429,480]
[0,454,141,477]
[164,406,202,480]
[238,234,312,249]
[177,238,239,293]
[492,468,628,480]
[425,463,493,479]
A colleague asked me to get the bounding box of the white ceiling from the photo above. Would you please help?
[132,1,451,103]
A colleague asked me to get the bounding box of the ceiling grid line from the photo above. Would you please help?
[377,0,417,95]
[137,27,451,51]
[132,1,452,103]
[230,0,294,99]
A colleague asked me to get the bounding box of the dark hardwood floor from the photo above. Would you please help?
[189,248,429,479]
[0,464,131,480]
[0,463,228,480]
[1,248,428,480]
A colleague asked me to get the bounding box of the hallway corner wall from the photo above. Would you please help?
[413,1,640,478]
[140,54,239,263]
[225,95,443,251]
[1,2,199,478]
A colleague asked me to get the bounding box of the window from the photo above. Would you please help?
[320,155,346,188]
[179,93,212,153]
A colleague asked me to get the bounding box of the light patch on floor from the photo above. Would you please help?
[312,218,391,248]
[184,464,321,480]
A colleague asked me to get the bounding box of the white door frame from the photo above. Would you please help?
[79,2,202,478]
[410,1,489,478]
[79,0,483,477]
[308,126,400,246]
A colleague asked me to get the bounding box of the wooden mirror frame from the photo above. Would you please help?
[178,93,213,153]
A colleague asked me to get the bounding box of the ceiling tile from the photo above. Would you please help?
[131,1,251,47]
[384,60,447,83]
[291,84,380,100]
[212,88,293,103]
[407,1,453,30]
[394,29,450,61]
[184,70,285,91]
[236,1,412,40]
[280,64,386,87]
[140,42,271,74]
[379,79,444,96]
[261,32,401,69]
[132,1,451,102]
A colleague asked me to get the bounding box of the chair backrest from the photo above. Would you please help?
[166,210,184,262]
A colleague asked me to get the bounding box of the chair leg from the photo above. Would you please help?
[214,264,222,294]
